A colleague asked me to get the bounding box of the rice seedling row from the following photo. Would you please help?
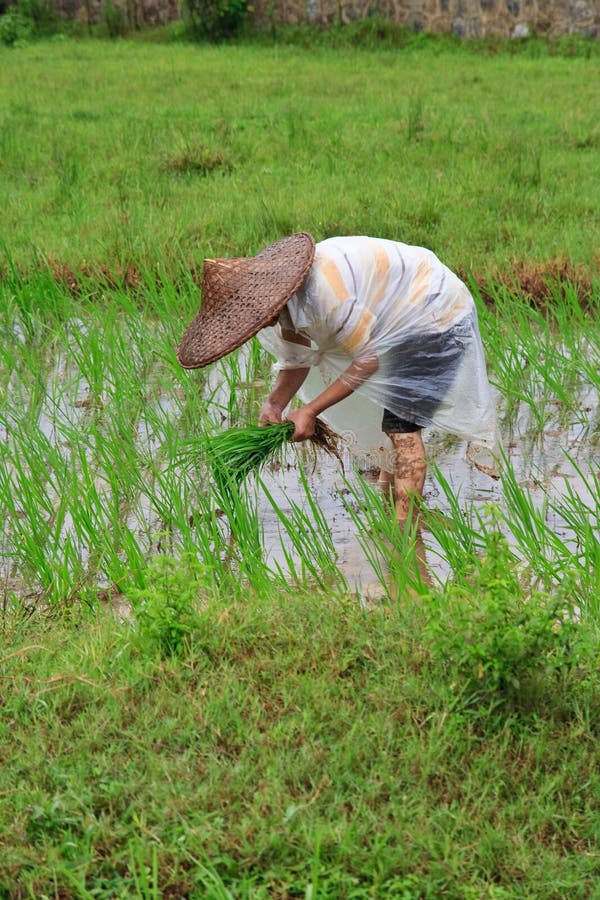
[0,274,598,612]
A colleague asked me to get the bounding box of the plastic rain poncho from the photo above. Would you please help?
[258,236,500,473]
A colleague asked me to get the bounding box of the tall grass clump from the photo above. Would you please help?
[423,517,585,717]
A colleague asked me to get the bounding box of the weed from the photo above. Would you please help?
[162,143,233,177]
[127,553,211,656]
[424,518,582,714]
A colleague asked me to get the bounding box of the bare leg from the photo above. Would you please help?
[377,467,394,507]
[380,432,427,521]
[380,431,431,592]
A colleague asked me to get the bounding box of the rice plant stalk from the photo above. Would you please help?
[259,467,347,594]
[179,418,342,503]
[340,474,433,597]
[418,464,488,578]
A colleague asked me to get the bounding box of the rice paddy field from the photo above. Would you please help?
[1,32,600,899]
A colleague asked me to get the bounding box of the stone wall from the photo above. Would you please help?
[52,0,599,37]
[252,0,599,37]
[54,0,179,27]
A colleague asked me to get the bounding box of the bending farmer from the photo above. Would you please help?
[177,233,498,522]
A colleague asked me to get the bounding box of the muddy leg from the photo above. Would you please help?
[383,432,431,592]
[388,431,427,522]
[377,467,395,507]
[377,433,427,517]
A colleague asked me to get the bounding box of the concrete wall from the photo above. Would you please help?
[54,0,600,37]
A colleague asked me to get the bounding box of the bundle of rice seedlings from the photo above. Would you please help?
[209,421,293,493]
[205,418,343,496]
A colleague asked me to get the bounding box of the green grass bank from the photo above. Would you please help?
[3,556,600,899]
[1,37,599,278]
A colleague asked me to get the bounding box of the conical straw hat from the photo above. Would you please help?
[177,232,316,369]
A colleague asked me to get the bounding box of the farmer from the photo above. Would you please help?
[177,233,498,522]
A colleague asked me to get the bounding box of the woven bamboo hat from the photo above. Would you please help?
[177,232,316,369]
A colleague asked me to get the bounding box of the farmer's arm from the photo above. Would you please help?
[287,351,379,441]
[259,329,311,424]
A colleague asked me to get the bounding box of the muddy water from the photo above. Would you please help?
[214,345,598,595]
[257,397,598,597]
[2,333,597,602]
[169,358,599,596]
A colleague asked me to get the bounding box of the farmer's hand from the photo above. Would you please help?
[258,399,283,425]
[286,406,316,442]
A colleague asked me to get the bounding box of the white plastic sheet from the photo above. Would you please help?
[258,236,500,472]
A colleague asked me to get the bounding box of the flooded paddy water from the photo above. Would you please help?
[205,331,600,598]
[0,280,598,611]
[256,395,598,597]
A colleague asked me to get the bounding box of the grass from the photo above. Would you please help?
[1,31,600,898]
[0,38,599,276]
[1,549,600,898]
